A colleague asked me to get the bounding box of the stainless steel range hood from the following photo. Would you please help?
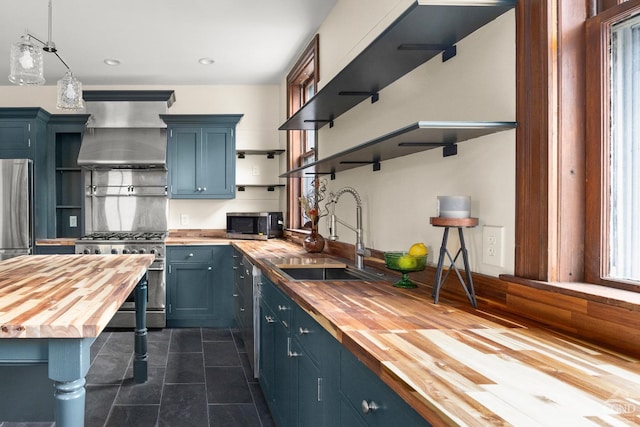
[78,91,175,169]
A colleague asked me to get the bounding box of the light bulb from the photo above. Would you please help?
[18,50,34,70]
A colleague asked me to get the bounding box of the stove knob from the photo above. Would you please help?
[111,249,118,254]
[131,249,138,254]
[138,248,146,254]
[150,249,156,254]
[83,249,90,254]
[122,249,130,254]
[94,249,101,254]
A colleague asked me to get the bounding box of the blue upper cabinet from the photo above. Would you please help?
[162,114,243,199]
[0,108,51,239]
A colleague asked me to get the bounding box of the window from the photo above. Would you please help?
[585,0,640,290]
[608,15,640,281]
[285,35,319,229]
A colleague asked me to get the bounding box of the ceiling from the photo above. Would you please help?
[0,0,337,87]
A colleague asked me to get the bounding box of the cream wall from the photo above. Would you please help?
[0,84,286,230]
[286,0,516,275]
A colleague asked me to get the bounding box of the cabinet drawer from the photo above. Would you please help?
[293,306,326,365]
[261,278,292,327]
[168,246,214,263]
[340,349,429,427]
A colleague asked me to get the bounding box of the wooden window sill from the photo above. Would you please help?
[500,274,640,312]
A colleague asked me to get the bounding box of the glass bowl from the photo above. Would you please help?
[384,252,426,288]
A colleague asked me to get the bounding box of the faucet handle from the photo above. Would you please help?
[356,248,371,256]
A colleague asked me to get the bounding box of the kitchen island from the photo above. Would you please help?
[0,254,154,427]
[232,239,640,426]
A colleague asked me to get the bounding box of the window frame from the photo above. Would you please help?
[585,0,640,290]
[285,34,319,230]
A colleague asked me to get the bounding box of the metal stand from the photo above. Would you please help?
[431,217,478,308]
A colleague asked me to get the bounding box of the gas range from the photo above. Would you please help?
[75,232,166,257]
[75,231,168,328]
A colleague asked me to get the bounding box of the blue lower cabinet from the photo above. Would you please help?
[166,245,234,327]
[291,339,323,427]
[339,348,431,427]
[259,276,293,426]
[257,270,430,427]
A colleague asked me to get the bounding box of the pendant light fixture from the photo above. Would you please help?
[8,0,84,110]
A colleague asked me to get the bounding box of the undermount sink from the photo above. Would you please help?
[278,266,380,281]
[264,257,382,282]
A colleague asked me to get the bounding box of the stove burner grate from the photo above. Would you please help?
[80,232,167,241]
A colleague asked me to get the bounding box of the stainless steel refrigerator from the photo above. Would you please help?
[0,159,33,260]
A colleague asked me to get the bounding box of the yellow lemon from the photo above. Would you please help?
[408,242,428,257]
[397,254,418,269]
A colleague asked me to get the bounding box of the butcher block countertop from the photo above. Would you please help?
[232,239,640,426]
[0,254,154,338]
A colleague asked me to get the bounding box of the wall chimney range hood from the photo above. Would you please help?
[77,90,175,169]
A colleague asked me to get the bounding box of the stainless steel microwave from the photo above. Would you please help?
[226,212,283,240]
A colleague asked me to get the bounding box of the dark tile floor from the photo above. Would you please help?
[0,328,274,427]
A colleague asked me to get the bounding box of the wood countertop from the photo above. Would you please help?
[0,254,154,339]
[232,239,640,426]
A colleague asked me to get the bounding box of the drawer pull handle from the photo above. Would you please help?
[188,253,194,257]
[362,400,379,414]
[278,305,288,311]
[299,327,309,335]
[240,308,245,312]
[288,350,302,358]
[265,315,276,323]
[233,293,238,297]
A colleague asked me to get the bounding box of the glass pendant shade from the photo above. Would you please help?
[56,71,84,110]
[8,36,45,85]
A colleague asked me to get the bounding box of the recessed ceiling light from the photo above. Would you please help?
[104,58,121,66]
[198,58,215,65]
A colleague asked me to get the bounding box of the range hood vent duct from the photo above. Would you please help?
[78,90,175,169]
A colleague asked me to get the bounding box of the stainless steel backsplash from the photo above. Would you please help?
[84,169,168,233]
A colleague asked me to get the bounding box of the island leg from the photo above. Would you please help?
[134,273,148,383]
[48,338,92,427]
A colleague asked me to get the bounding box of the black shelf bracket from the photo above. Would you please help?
[238,186,246,191]
[267,151,276,159]
[443,143,458,157]
[442,45,457,62]
[304,119,334,128]
[339,91,380,104]
[237,152,246,159]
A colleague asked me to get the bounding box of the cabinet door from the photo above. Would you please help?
[291,339,323,427]
[168,127,201,197]
[200,127,235,198]
[167,125,236,199]
[259,300,277,406]
[339,348,430,427]
[0,120,31,153]
[167,262,214,320]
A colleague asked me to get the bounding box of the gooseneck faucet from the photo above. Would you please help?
[326,186,369,270]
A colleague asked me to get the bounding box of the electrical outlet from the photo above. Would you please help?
[180,214,189,226]
[482,225,504,267]
[69,216,77,228]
